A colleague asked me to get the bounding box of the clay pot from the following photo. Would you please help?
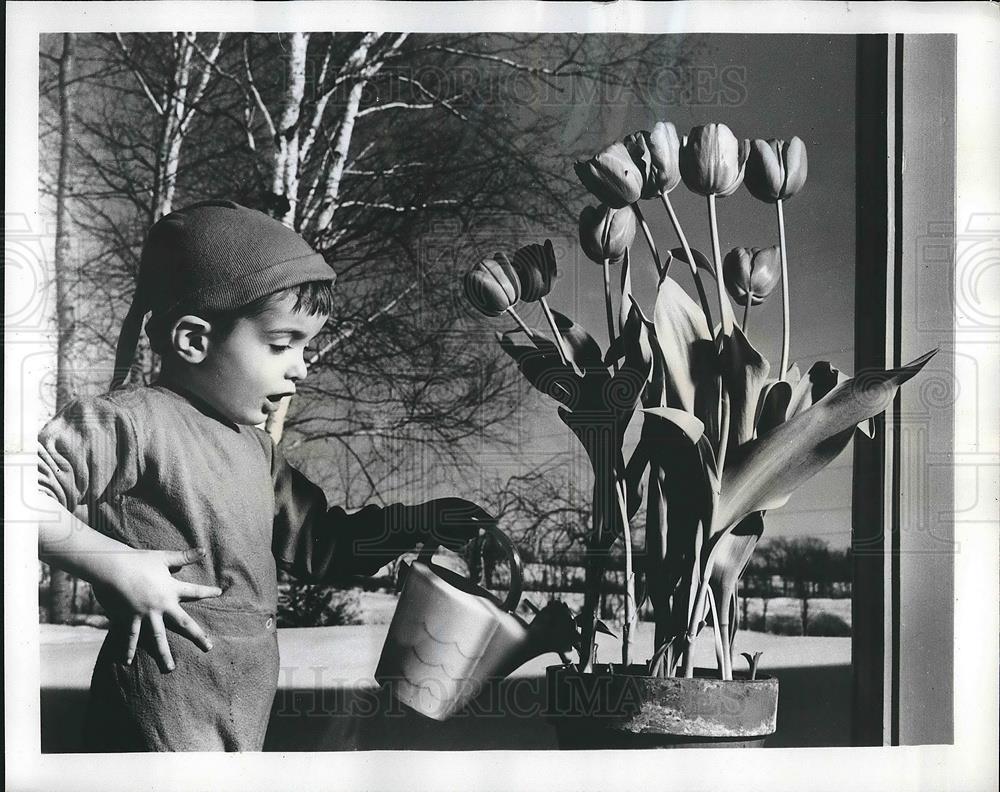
[546,664,779,749]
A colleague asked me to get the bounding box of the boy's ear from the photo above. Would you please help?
[170,315,213,364]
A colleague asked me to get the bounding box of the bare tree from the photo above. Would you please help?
[765,536,832,635]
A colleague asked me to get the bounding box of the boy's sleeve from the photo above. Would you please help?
[38,397,140,514]
[267,438,420,582]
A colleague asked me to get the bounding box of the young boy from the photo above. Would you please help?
[38,200,492,751]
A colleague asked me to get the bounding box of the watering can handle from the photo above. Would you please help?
[417,523,523,613]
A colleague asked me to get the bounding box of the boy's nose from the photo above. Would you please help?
[287,354,308,381]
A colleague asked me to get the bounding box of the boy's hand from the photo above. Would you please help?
[91,547,222,672]
[408,498,496,550]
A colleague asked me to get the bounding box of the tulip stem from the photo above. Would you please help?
[661,193,715,336]
[708,194,732,476]
[619,248,632,337]
[742,300,751,335]
[632,203,662,277]
[615,475,635,667]
[777,199,790,381]
[539,297,570,367]
[602,258,619,374]
[505,306,535,341]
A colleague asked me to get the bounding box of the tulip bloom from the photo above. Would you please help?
[464,253,521,317]
[625,121,681,199]
[679,123,750,197]
[579,204,636,266]
[723,246,781,306]
[744,137,808,203]
[574,141,644,208]
[511,240,557,302]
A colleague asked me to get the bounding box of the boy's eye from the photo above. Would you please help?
[269,344,293,352]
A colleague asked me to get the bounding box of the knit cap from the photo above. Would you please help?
[111,200,336,389]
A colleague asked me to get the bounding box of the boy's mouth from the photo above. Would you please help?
[266,394,293,403]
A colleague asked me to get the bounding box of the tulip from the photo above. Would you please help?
[742,137,808,380]
[679,124,748,481]
[574,141,644,209]
[512,239,572,367]
[679,123,750,198]
[511,240,557,302]
[625,121,681,199]
[579,204,636,267]
[623,131,656,200]
[744,137,808,203]
[722,246,781,307]
[463,253,520,317]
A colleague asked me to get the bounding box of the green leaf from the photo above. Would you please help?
[713,350,936,533]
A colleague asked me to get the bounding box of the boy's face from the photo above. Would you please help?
[190,293,328,425]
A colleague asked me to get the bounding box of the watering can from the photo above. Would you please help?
[375,525,578,721]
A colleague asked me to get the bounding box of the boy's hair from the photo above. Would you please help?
[111,201,336,388]
[147,280,335,357]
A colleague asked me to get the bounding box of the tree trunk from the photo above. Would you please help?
[313,33,381,233]
[270,32,309,228]
[49,32,77,624]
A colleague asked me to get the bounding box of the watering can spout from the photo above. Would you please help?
[492,600,580,678]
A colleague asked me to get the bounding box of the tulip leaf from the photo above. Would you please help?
[706,513,765,633]
[755,380,792,436]
[641,406,704,445]
[594,618,619,639]
[548,309,606,372]
[622,442,649,520]
[713,350,936,533]
[640,407,719,644]
[723,325,771,450]
[651,274,718,415]
[497,331,579,406]
[667,245,739,337]
[669,246,714,275]
[791,360,875,439]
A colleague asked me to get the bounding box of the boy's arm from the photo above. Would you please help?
[269,444,494,583]
[39,506,221,670]
[38,397,220,669]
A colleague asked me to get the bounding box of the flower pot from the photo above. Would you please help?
[545,664,778,749]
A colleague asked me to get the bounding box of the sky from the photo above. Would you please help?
[467,34,860,550]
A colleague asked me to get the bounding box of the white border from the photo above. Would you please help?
[6,3,999,791]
